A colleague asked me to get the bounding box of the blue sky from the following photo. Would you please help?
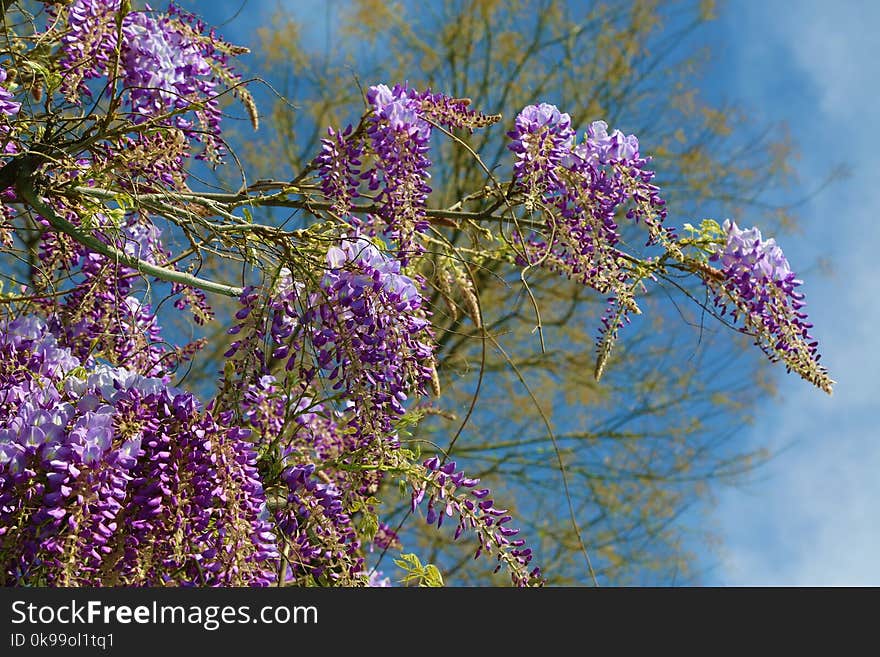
[197,0,879,584]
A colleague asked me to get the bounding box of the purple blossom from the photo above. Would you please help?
[362,83,433,258]
[708,220,831,392]
[412,458,543,587]
[57,0,123,98]
[121,10,225,160]
[122,216,168,265]
[0,317,278,585]
[508,104,671,361]
[415,90,502,132]
[369,83,430,139]
[0,67,20,159]
[316,86,497,238]
[56,2,242,162]
[312,236,434,442]
[585,120,640,163]
[122,12,211,114]
[274,461,363,583]
[227,237,434,446]
[717,220,792,281]
[316,124,363,217]
[0,68,21,117]
[507,103,575,205]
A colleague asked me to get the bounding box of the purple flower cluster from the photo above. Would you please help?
[362,83,434,258]
[314,84,500,258]
[715,220,791,281]
[0,317,278,585]
[0,67,20,162]
[508,104,670,359]
[508,105,668,250]
[33,212,176,377]
[316,124,364,218]
[0,67,20,120]
[372,522,401,552]
[313,237,434,441]
[507,103,576,206]
[583,120,640,164]
[122,11,210,115]
[412,457,542,587]
[237,375,380,584]
[275,462,362,583]
[90,129,190,191]
[224,241,447,583]
[228,237,434,445]
[30,200,211,374]
[121,10,225,159]
[57,0,122,99]
[57,1,240,161]
[709,220,831,392]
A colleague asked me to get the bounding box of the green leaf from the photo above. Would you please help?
[424,564,444,587]
[394,553,445,587]
[358,511,379,543]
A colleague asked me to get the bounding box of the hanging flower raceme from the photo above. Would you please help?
[707,220,832,392]
[274,462,363,584]
[57,0,123,98]
[0,317,278,586]
[412,457,543,587]
[507,102,576,207]
[223,241,440,585]
[312,237,434,440]
[508,105,670,371]
[237,376,384,585]
[0,66,19,243]
[228,236,435,446]
[315,84,498,258]
[121,10,225,159]
[316,124,364,218]
[0,67,20,122]
[32,208,201,378]
[56,1,245,162]
[361,83,433,258]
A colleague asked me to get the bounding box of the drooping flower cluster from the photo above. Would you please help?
[315,84,498,258]
[316,124,364,218]
[416,91,502,132]
[508,103,577,207]
[360,83,433,257]
[57,0,123,98]
[313,237,434,440]
[121,10,224,159]
[508,105,671,370]
[0,66,19,243]
[275,462,362,583]
[56,1,242,161]
[228,236,435,445]
[708,220,832,392]
[0,317,278,585]
[0,67,20,124]
[237,375,374,584]
[412,457,543,587]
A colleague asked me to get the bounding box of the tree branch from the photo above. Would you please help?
[16,173,244,298]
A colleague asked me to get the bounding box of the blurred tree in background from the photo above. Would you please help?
[187,0,803,584]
